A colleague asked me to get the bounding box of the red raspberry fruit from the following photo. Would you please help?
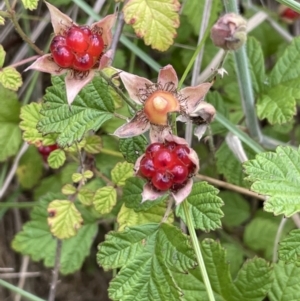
[51,45,74,68]
[170,164,188,184]
[281,7,300,20]
[50,35,66,52]
[73,53,94,71]
[152,171,173,191]
[88,33,104,57]
[66,26,89,53]
[145,142,163,158]
[139,157,155,178]
[38,144,58,161]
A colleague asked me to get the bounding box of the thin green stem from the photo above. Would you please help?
[101,148,123,158]
[0,202,35,209]
[100,71,138,111]
[183,201,216,301]
[222,0,263,143]
[178,26,210,89]
[275,0,300,13]
[0,279,46,301]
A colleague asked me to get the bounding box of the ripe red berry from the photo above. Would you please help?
[50,35,66,52]
[153,149,175,169]
[145,142,163,158]
[52,45,74,68]
[170,164,188,184]
[139,157,155,178]
[174,145,191,166]
[88,33,104,57]
[152,171,173,191]
[73,53,94,71]
[38,144,58,161]
[165,141,177,151]
[66,26,89,53]
[281,7,300,20]
[79,25,92,38]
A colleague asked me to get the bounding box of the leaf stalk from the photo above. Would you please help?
[182,201,216,301]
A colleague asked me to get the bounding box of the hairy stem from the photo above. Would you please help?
[4,0,43,55]
[183,201,216,301]
[48,240,62,301]
[223,0,263,143]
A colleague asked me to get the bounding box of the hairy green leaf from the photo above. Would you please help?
[174,239,273,301]
[256,37,300,124]
[111,162,134,186]
[247,37,265,94]
[257,86,296,124]
[279,229,300,265]
[97,223,196,301]
[47,200,83,239]
[83,135,102,154]
[176,182,224,231]
[78,188,94,206]
[220,192,250,227]
[0,67,22,91]
[119,136,147,163]
[244,146,300,217]
[0,86,21,161]
[268,261,300,301]
[16,146,43,189]
[38,76,114,147]
[47,149,66,169]
[21,0,38,10]
[20,103,57,146]
[123,0,180,51]
[12,194,98,274]
[93,186,117,214]
[117,202,173,231]
[244,210,294,260]
[122,177,166,212]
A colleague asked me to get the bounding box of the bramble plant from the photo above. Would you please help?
[1,0,300,301]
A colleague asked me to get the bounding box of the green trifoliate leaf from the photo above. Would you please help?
[47,149,66,169]
[220,191,250,227]
[268,261,300,301]
[0,45,5,67]
[256,37,300,125]
[279,229,300,264]
[93,186,117,214]
[119,136,147,163]
[16,146,43,189]
[83,135,102,154]
[111,162,134,186]
[0,86,21,161]
[123,0,180,51]
[244,146,300,217]
[78,188,94,206]
[0,67,22,91]
[247,37,265,94]
[21,0,39,10]
[257,86,296,124]
[122,177,166,211]
[47,200,83,239]
[38,76,114,147]
[244,210,294,260]
[12,193,98,274]
[174,239,273,301]
[62,184,77,196]
[176,182,224,231]
[97,223,196,301]
[20,103,57,146]
[117,202,173,231]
